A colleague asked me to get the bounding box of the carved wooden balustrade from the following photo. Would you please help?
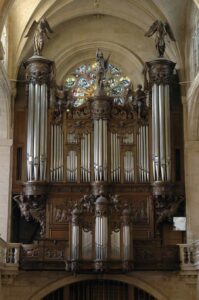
[19,239,179,272]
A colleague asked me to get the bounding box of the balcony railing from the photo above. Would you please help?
[0,238,20,284]
[20,239,180,272]
[178,240,199,273]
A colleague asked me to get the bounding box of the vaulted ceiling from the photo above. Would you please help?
[1,0,189,84]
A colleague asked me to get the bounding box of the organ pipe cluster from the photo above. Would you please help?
[25,57,53,181]
[152,85,170,181]
[93,119,108,181]
[146,59,175,182]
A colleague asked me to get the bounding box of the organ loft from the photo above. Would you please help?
[10,16,185,299]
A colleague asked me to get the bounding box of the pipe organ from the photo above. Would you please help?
[13,27,184,274]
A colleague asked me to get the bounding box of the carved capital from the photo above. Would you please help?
[146,59,176,85]
[24,56,54,85]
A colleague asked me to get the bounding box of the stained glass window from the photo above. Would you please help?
[64,62,131,106]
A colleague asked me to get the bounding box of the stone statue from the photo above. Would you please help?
[95,49,110,92]
[25,18,53,56]
[134,84,146,118]
[145,20,175,57]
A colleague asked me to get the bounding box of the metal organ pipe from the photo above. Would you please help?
[111,132,120,182]
[81,133,91,182]
[137,125,149,183]
[50,124,64,182]
[165,85,171,181]
[159,85,166,181]
[154,84,160,181]
[27,83,34,181]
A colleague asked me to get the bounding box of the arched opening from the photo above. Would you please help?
[43,279,157,300]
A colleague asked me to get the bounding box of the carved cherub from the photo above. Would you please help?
[25,18,53,56]
[145,20,175,57]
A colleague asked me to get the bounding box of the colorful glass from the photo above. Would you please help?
[64,62,131,106]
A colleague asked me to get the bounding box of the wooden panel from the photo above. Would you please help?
[163,224,183,245]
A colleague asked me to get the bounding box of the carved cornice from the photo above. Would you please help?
[146,59,176,86]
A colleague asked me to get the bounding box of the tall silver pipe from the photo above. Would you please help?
[33,84,41,180]
[154,84,160,181]
[103,121,107,180]
[44,85,48,180]
[98,119,102,181]
[53,125,56,181]
[165,85,171,181]
[159,85,166,181]
[40,84,45,180]
[111,133,113,181]
[27,83,34,181]
[143,126,146,181]
[86,134,88,182]
[152,85,155,180]
[50,124,53,181]
[88,133,91,181]
[146,125,149,182]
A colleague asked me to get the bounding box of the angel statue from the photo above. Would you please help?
[95,49,110,92]
[145,20,175,58]
[25,18,53,56]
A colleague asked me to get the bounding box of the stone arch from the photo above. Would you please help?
[28,274,168,300]
[54,40,144,86]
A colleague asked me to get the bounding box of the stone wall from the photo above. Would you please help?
[1,271,197,300]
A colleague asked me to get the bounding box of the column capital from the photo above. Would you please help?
[146,59,176,85]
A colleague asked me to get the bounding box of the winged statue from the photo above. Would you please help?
[25,18,53,56]
[145,20,176,58]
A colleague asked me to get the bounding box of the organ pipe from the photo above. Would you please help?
[67,150,77,182]
[121,205,132,267]
[95,195,108,265]
[111,132,120,182]
[137,125,149,182]
[50,124,64,181]
[81,133,91,182]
